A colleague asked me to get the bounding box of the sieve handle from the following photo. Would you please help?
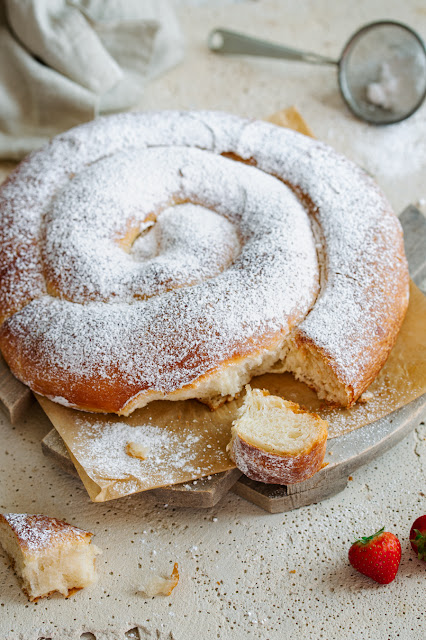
[208,29,338,66]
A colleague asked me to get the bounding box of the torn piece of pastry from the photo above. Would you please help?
[137,562,179,597]
[0,513,102,601]
[228,386,328,485]
[358,391,374,404]
[126,441,150,460]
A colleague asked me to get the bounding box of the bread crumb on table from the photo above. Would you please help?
[137,563,179,597]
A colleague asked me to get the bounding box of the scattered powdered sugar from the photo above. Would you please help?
[328,110,426,180]
[72,418,202,484]
[365,52,425,114]
[48,396,76,408]
[1,513,88,553]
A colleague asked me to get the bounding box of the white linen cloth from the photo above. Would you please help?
[0,0,183,159]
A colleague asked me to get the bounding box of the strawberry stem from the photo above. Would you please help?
[411,528,426,561]
[353,527,385,545]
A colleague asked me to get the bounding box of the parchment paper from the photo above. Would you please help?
[37,394,239,502]
[35,108,426,502]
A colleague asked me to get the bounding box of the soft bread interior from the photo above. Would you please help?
[122,334,350,415]
[138,563,179,597]
[229,386,328,456]
[121,339,290,414]
[275,337,351,407]
[0,520,101,600]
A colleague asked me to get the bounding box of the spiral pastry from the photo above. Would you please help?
[0,111,409,414]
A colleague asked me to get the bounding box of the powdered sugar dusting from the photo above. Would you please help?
[72,418,202,483]
[1,513,89,553]
[230,117,409,385]
[0,110,408,412]
[42,149,246,303]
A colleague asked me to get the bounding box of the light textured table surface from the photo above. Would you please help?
[0,1,426,639]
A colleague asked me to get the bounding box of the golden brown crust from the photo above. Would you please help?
[228,155,410,409]
[0,513,92,554]
[0,328,285,415]
[26,585,83,602]
[303,226,409,405]
[228,389,328,484]
[230,432,327,485]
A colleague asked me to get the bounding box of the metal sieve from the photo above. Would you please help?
[208,20,426,125]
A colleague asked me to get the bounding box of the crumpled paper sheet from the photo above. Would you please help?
[35,108,426,502]
[37,394,239,502]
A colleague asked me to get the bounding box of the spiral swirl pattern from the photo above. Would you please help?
[0,111,409,414]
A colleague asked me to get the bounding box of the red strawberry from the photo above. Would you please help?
[348,527,401,584]
[410,515,426,561]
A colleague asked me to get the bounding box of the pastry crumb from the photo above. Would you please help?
[125,441,150,460]
[358,391,374,404]
[137,563,179,597]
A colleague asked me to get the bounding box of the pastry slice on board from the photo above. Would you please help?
[228,386,328,485]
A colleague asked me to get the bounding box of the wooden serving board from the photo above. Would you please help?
[0,353,33,423]
[1,206,426,511]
